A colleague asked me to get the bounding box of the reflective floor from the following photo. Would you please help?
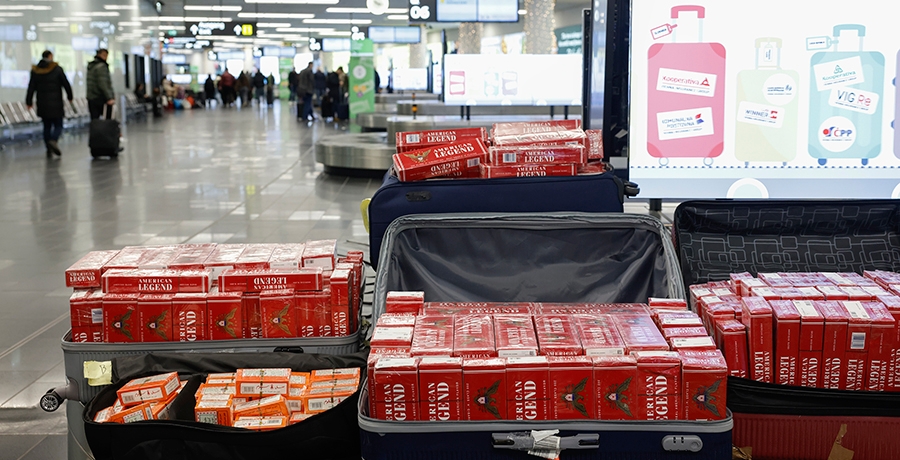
[0,101,671,459]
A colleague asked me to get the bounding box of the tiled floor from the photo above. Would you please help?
[0,101,670,459]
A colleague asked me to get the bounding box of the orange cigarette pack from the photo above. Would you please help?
[117,372,180,407]
[303,387,356,414]
[195,397,234,426]
[233,394,290,418]
[235,368,291,398]
[310,368,361,382]
[233,416,288,431]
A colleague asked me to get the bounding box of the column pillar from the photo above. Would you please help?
[524,0,556,54]
[457,22,483,54]
[409,25,429,68]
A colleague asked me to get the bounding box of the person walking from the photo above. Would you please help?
[325,68,341,122]
[297,61,315,121]
[266,73,275,106]
[314,67,326,106]
[252,70,266,105]
[237,71,251,107]
[287,68,299,102]
[26,50,73,158]
[204,75,216,108]
[86,48,115,120]
[218,70,235,107]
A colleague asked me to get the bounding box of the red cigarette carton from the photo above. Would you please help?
[138,294,173,342]
[103,246,148,271]
[649,298,688,310]
[759,273,792,288]
[863,302,894,392]
[167,244,217,270]
[330,269,351,337]
[588,303,653,316]
[267,243,305,270]
[411,316,455,357]
[770,301,800,386]
[576,315,626,356]
[393,140,488,182]
[663,327,710,342]
[715,319,749,378]
[395,128,488,153]
[548,356,594,419]
[232,244,275,270]
[491,119,582,138]
[841,286,876,301]
[386,291,425,314]
[612,315,670,352]
[172,293,207,342]
[737,278,768,298]
[488,144,587,166]
[206,288,243,341]
[793,300,825,352]
[670,336,717,352]
[814,301,848,389]
[689,285,715,309]
[135,246,182,269]
[593,355,639,420]
[493,316,539,357]
[103,294,139,343]
[462,358,507,421]
[375,313,418,328]
[372,357,419,421]
[371,326,415,349]
[260,289,297,338]
[70,290,101,328]
[491,127,586,147]
[223,268,325,293]
[795,287,826,301]
[66,250,120,288]
[750,286,781,301]
[506,356,550,421]
[532,303,597,315]
[799,349,823,388]
[203,244,246,279]
[70,326,103,343]
[658,312,705,330]
[741,297,774,383]
[679,350,728,421]
[634,351,682,421]
[453,316,496,359]
[479,163,577,179]
[242,292,262,339]
[534,315,583,356]
[418,357,463,421]
[584,129,604,160]
[817,285,850,301]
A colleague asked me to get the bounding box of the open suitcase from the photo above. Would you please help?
[367,171,634,268]
[361,213,733,460]
[673,199,900,460]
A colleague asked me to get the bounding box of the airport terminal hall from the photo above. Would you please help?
[2,0,900,459]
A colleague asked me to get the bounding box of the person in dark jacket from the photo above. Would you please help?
[85,49,115,120]
[287,68,299,102]
[297,61,315,121]
[26,50,73,158]
[204,75,216,108]
[314,67,326,105]
[237,72,251,107]
[252,70,266,105]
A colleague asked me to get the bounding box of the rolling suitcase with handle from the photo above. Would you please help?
[647,5,726,166]
[89,104,120,159]
[360,213,732,460]
[807,24,884,166]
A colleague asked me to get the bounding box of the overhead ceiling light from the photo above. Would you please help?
[238,12,314,19]
[325,7,408,14]
[386,15,408,20]
[118,21,142,26]
[0,5,51,10]
[303,18,371,25]
[256,22,291,27]
[0,12,25,17]
[317,31,351,36]
[138,16,233,22]
[72,11,120,17]
[274,27,333,33]
[184,5,243,12]
[158,25,186,30]
[103,5,139,10]
[244,0,338,4]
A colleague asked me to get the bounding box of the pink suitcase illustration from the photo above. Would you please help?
[647,5,726,166]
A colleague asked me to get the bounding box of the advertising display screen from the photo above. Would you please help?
[162,54,188,65]
[628,1,900,199]
[432,0,518,23]
[369,26,421,44]
[444,54,582,106]
[321,38,351,52]
[393,68,428,91]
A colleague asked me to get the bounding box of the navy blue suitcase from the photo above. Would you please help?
[368,171,633,268]
[361,213,732,460]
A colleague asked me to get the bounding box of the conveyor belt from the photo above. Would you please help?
[314,132,394,173]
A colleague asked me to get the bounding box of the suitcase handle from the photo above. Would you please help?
[491,432,600,452]
[671,5,705,18]
[834,24,866,38]
[754,37,782,49]
[754,38,782,69]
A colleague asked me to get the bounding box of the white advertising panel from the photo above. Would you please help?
[443,54,582,106]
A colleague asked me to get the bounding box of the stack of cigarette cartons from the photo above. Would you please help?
[691,270,900,392]
[391,122,607,182]
[65,243,365,343]
[93,372,185,423]
[367,294,729,422]
[193,368,360,430]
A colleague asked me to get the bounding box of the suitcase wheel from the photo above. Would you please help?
[659,158,670,167]
[818,159,827,166]
[862,159,869,166]
[703,158,713,167]
[40,389,63,412]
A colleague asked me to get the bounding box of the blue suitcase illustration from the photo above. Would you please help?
[807,24,884,166]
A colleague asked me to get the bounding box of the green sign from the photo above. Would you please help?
[348,39,376,119]
[555,25,582,55]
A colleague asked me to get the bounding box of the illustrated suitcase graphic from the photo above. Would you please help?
[895,50,900,159]
[648,5,726,166]
[735,38,799,165]
[362,213,731,460]
[807,24,884,166]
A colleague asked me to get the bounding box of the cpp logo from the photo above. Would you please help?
[818,116,857,153]
[822,126,853,137]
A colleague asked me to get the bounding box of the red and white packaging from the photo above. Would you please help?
[634,351,682,421]
[493,316,539,357]
[491,124,586,147]
[386,291,425,314]
[881,296,900,390]
[715,319,749,378]
[741,297,774,383]
[417,357,463,421]
[453,316,496,359]
[663,327,710,342]
[770,301,800,386]
[300,240,336,271]
[259,289,297,338]
[411,316,455,357]
[584,129,604,160]
[492,119,581,137]
[372,357,419,421]
[670,336,717,352]
[505,356,550,421]
[793,300,824,388]
[371,326,415,349]
[863,302,894,392]
[575,315,626,356]
[203,244,247,280]
[462,358,507,421]
[135,246,181,269]
[376,313,418,328]
[479,163,577,179]
[242,292,262,339]
[658,311,705,330]
[172,293,207,342]
[70,326,103,343]
[70,290,102,328]
[648,298,688,310]
[795,287,826,301]
[66,250,120,288]
[689,285,715,310]
[488,144,587,166]
[750,286,781,301]
[817,285,850,301]
[548,356,594,419]
[267,244,305,270]
[759,273,792,288]
[395,127,488,153]
[839,301,871,391]
[222,268,325,293]
[814,301,849,389]
[393,139,487,182]
[166,244,217,270]
[330,269,351,337]
[232,244,275,270]
[138,294,173,342]
[593,355,639,420]
[736,278,767,298]
[533,303,600,315]
[679,350,728,421]
[206,288,243,341]
[596,303,652,316]
[841,286,876,301]
[103,294,140,343]
[612,315,670,352]
[534,315,583,356]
